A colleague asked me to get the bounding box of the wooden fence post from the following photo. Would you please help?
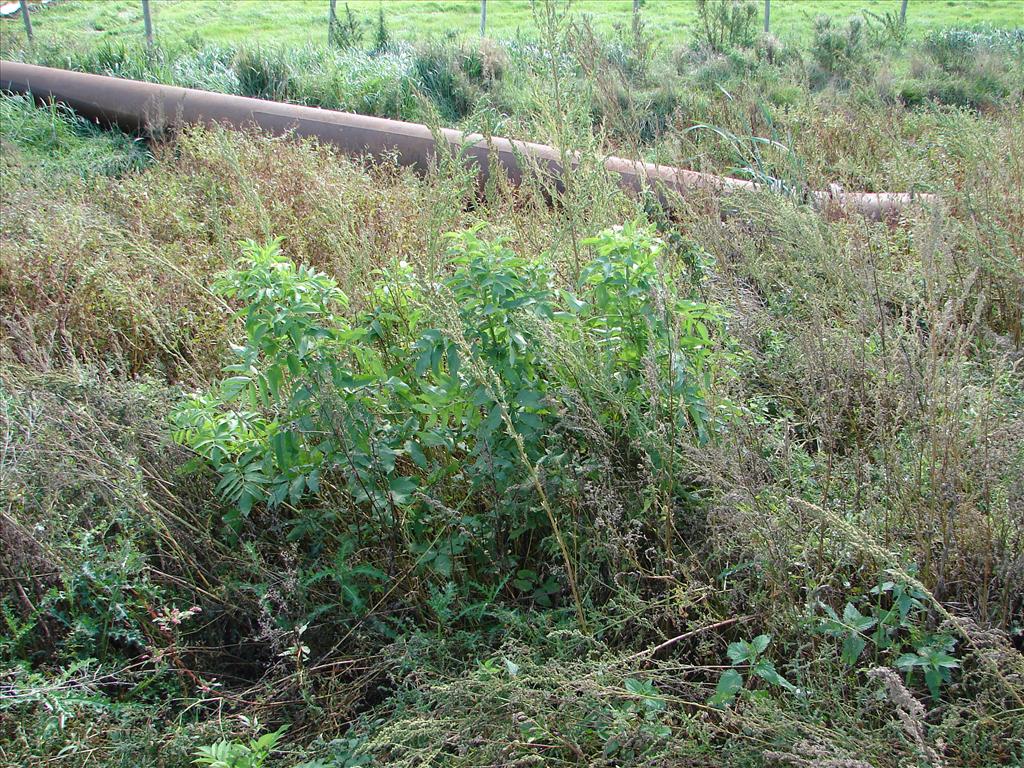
[480,0,486,37]
[328,0,338,45]
[141,0,153,47]
[19,0,33,42]
[900,0,908,24]
[764,0,771,33]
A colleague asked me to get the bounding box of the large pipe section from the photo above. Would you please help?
[1,60,931,220]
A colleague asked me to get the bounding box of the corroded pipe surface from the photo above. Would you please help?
[1,60,932,220]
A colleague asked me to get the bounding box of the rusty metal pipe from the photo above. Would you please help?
[1,60,931,220]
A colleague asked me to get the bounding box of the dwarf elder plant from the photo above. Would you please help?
[172,224,737,615]
[579,222,727,445]
[171,238,380,532]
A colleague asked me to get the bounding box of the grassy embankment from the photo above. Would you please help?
[1,2,1023,766]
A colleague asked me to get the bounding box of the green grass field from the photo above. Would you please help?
[4,0,1022,49]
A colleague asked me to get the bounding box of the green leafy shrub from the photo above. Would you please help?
[170,238,357,526]
[816,580,961,701]
[371,7,392,55]
[810,14,866,81]
[194,726,289,768]
[863,9,908,50]
[172,225,735,621]
[709,634,795,707]
[693,0,758,53]
[329,2,364,50]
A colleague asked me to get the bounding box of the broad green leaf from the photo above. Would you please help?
[896,652,923,670]
[841,633,867,666]
[924,667,943,700]
[709,669,743,707]
[842,602,877,632]
[752,659,795,692]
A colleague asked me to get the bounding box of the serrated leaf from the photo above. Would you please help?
[841,633,867,666]
[842,603,877,632]
[925,667,943,700]
[895,652,923,669]
[709,669,743,707]
[726,641,748,665]
[753,658,795,691]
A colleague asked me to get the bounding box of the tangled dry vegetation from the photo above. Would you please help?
[1,5,1023,767]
